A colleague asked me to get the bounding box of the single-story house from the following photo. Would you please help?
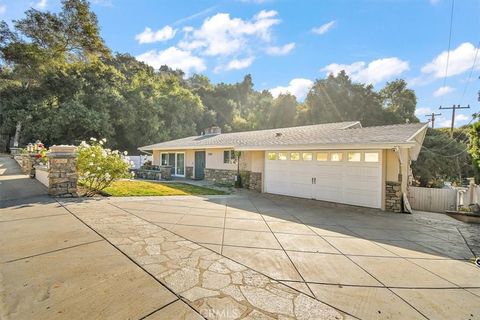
[139,121,428,212]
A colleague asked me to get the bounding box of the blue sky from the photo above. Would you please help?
[1,0,479,128]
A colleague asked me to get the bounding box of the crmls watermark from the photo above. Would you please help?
[199,308,241,319]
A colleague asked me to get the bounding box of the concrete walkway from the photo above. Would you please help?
[0,155,351,319]
[0,156,199,319]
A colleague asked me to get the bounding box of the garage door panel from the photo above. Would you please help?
[265,151,382,209]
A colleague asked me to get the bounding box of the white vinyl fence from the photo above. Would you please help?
[408,186,458,213]
[128,155,152,169]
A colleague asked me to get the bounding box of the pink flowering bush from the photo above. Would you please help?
[77,138,133,196]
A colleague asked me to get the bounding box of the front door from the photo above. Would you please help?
[194,151,206,179]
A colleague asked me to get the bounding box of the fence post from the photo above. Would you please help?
[47,145,78,197]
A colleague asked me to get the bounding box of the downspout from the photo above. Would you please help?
[393,146,413,213]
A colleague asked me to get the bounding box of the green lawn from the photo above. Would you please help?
[102,180,226,197]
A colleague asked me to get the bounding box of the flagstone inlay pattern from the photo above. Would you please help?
[61,201,350,320]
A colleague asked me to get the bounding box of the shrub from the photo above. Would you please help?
[77,138,133,196]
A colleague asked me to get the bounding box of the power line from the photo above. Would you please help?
[426,115,474,152]
[439,104,470,137]
[441,0,456,100]
[421,145,470,158]
[437,0,455,107]
[459,40,480,105]
[425,112,442,128]
[421,111,478,158]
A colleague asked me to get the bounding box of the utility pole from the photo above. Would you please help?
[439,104,470,138]
[424,112,442,128]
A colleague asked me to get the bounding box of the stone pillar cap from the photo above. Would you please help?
[49,145,77,153]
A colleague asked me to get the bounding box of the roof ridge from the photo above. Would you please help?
[346,122,428,130]
[206,121,359,137]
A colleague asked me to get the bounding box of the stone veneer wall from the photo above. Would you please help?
[205,168,262,191]
[249,172,262,192]
[186,166,194,179]
[385,181,402,212]
[21,154,36,177]
[204,168,237,186]
[48,145,78,197]
[159,166,172,180]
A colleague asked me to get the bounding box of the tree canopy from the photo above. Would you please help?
[0,0,474,186]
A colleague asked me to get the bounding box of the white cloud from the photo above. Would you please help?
[415,107,433,117]
[312,21,336,35]
[270,78,314,100]
[0,4,6,14]
[438,114,469,127]
[135,26,176,44]
[266,42,295,56]
[430,0,440,5]
[433,86,455,97]
[225,56,255,70]
[321,57,409,85]
[322,61,366,76]
[136,47,206,75]
[178,10,280,56]
[215,57,255,73]
[34,0,47,9]
[421,42,480,78]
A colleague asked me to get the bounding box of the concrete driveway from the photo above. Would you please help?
[107,192,480,320]
[1,155,480,319]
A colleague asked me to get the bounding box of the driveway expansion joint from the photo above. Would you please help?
[65,200,354,319]
[2,239,105,263]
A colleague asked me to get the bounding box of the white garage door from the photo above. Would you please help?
[264,151,382,208]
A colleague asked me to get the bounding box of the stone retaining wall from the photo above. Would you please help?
[21,154,36,177]
[205,168,262,191]
[204,168,237,186]
[386,181,402,212]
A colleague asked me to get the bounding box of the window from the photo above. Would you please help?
[330,152,343,162]
[348,152,361,162]
[290,152,300,161]
[316,152,328,161]
[223,150,236,164]
[268,152,277,160]
[161,153,168,166]
[365,152,379,162]
[302,152,313,161]
[278,152,288,160]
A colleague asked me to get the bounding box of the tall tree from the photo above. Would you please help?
[269,94,298,128]
[301,71,387,126]
[0,0,110,149]
[380,79,419,124]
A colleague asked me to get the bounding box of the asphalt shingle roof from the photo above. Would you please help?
[139,121,427,151]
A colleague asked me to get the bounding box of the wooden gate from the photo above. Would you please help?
[408,187,457,213]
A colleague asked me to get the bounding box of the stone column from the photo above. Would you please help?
[385,181,402,213]
[21,153,36,177]
[47,145,78,197]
